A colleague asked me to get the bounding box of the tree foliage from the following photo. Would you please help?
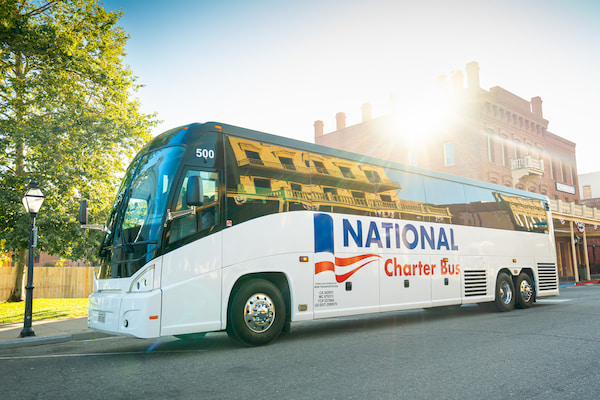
[0,0,157,299]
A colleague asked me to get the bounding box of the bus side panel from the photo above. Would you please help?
[311,213,381,319]
[221,211,315,328]
[380,254,433,312]
[313,248,380,319]
[160,232,223,336]
[431,254,461,307]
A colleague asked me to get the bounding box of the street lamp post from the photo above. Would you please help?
[20,180,45,338]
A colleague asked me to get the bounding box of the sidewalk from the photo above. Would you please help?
[0,317,113,350]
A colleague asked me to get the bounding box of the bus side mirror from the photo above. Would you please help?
[79,200,89,225]
[186,176,204,207]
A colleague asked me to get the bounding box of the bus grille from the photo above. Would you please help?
[537,263,558,291]
[464,270,487,297]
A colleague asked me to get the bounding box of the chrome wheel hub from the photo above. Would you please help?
[519,279,533,303]
[243,293,275,333]
[500,281,513,304]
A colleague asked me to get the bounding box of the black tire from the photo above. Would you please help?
[227,279,286,346]
[494,272,515,312]
[515,272,535,309]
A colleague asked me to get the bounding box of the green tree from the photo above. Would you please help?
[0,0,157,301]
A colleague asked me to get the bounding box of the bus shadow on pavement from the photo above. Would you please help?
[143,302,554,352]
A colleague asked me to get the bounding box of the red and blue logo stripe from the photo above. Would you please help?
[314,214,380,283]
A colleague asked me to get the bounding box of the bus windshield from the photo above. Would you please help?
[98,146,185,278]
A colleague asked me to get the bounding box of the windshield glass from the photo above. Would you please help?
[98,146,185,279]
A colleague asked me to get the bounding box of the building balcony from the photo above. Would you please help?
[511,155,544,186]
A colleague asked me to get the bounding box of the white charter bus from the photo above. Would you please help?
[81,122,559,346]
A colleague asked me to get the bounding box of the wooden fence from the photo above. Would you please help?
[0,267,94,300]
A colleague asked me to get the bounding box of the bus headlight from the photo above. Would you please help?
[130,265,155,293]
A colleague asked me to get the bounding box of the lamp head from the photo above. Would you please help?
[22,180,45,214]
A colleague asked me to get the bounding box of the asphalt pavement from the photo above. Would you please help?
[1,281,597,350]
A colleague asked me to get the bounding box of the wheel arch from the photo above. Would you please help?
[506,267,536,300]
[226,272,291,329]
[496,267,514,281]
[516,267,535,286]
[495,267,536,289]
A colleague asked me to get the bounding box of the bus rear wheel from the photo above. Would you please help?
[494,272,515,312]
[227,279,286,346]
[515,272,535,309]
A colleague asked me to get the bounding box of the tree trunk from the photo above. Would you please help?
[7,248,27,302]
[7,53,27,302]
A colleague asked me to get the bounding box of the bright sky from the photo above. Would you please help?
[102,0,600,174]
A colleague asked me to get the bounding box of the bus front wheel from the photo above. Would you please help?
[494,272,515,312]
[227,279,286,346]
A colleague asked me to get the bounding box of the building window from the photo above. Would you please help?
[364,170,381,183]
[583,185,592,199]
[254,178,271,189]
[487,133,495,163]
[313,160,328,175]
[323,187,338,197]
[338,166,355,179]
[245,150,263,165]
[501,138,507,166]
[444,142,455,166]
[279,157,295,170]
[569,165,574,186]
[561,161,566,183]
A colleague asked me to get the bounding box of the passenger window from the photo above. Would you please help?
[225,136,310,224]
[169,170,219,244]
[423,176,467,224]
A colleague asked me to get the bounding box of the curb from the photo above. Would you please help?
[0,330,114,350]
[0,334,73,350]
[559,280,600,288]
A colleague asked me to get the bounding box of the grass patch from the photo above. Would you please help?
[0,298,88,324]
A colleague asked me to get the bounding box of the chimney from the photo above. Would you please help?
[531,96,543,117]
[361,103,372,122]
[466,61,480,89]
[335,112,346,130]
[314,120,324,138]
[450,70,464,92]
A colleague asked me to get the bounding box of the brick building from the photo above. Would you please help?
[315,62,579,202]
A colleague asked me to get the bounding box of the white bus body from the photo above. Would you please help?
[85,122,559,346]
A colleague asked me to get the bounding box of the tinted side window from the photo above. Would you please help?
[461,185,513,229]
[309,154,376,216]
[422,176,466,224]
[493,191,548,233]
[225,136,311,225]
[381,168,428,221]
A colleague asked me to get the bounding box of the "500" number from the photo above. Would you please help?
[196,148,215,159]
